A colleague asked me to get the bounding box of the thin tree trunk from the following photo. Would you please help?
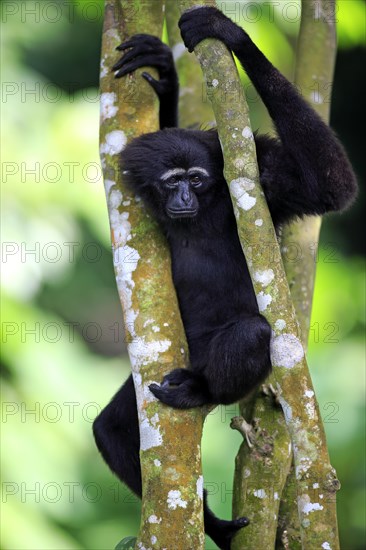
[100,2,205,548]
[232,391,292,549]
[278,2,337,546]
[178,1,340,548]
[281,0,337,344]
[165,0,214,127]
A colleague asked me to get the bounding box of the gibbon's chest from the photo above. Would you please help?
[168,234,258,319]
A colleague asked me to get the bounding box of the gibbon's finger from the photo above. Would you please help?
[115,66,146,79]
[116,38,138,52]
[114,60,153,78]
[116,34,163,52]
[148,380,210,409]
[112,47,145,70]
[114,54,168,78]
[161,368,198,387]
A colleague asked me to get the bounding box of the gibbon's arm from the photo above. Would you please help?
[179,7,358,225]
[113,34,179,129]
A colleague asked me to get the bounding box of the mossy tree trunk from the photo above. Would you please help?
[278,2,337,546]
[178,1,340,549]
[165,0,214,127]
[281,0,337,344]
[100,2,205,548]
[101,0,340,547]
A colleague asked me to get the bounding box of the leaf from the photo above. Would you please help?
[115,537,137,550]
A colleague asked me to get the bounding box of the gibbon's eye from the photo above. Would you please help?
[190,175,201,186]
[166,176,179,187]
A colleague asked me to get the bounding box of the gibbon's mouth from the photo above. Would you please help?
[167,208,198,219]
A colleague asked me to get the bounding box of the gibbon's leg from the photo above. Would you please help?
[94,376,249,549]
[93,375,142,495]
[150,314,271,408]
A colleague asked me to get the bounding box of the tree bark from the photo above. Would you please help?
[100,2,205,548]
[278,2,337,546]
[232,391,292,549]
[165,0,214,127]
[281,0,337,346]
[178,1,340,548]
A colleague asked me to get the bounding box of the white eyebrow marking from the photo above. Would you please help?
[160,168,185,181]
[188,167,209,176]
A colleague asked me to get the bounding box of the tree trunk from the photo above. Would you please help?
[100,0,341,547]
[165,0,214,127]
[278,2,337,546]
[178,1,340,548]
[281,0,337,345]
[100,2,205,548]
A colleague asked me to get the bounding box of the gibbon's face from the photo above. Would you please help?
[120,128,224,221]
[158,165,211,219]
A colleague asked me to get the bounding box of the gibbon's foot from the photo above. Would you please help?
[149,369,211,409]
[217,517,249,550]
[204,490,249,549]
[160,367,197,387]
[206,513,249,550]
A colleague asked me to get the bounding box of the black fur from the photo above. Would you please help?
[94,8,357,549]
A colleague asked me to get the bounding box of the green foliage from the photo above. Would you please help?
[337,0,366,48]
[115,537,137,550]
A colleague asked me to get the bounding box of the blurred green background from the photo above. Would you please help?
[1,0,365,549]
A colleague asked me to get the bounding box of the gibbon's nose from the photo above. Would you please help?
[181,182,192,205]
[182,188,191,205]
